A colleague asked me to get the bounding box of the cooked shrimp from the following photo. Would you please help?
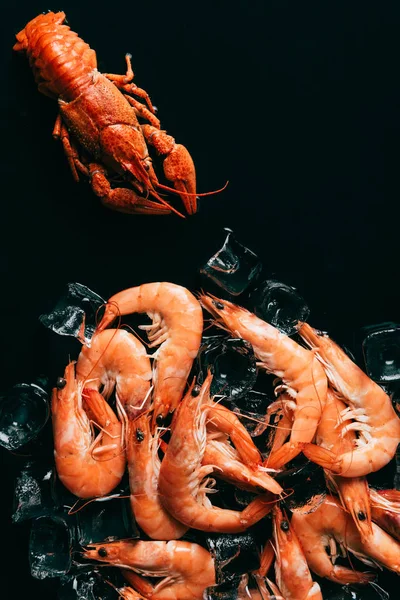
[291,495,400,583]
[82,540,216,600]
[299,323,400,477]
[370,488,400,542]
[97,282,203,426]
[206,402,262,466]
[158,372,276,532]
[199,294,328,469]
[76,329,152,419]
[315,387,373,539]
[126,413,188,540]
[272,504,322,600]
[202,436,283,495]
[51,362,126,498]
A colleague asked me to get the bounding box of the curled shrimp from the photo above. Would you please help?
[82,540,216,600]
[299,323,400,477]
[202,436,283,495]
[51,362,126,498]
[97,282,203,426]
[199,294,328,468]
[315,387,373,539]
[158,372,276,532]
[271,504,323,600]
[76,329,152,419]
[291,494,400,583]
[126,413,188,540]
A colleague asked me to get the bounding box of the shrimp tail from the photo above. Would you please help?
[264,441,306,470]
[329,566,376,584]
[302,443,343,473]
[240,493,276,527]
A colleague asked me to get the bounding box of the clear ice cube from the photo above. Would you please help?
[58,571,119,600]
[12,461,58,523]
[196,336,257,400]
[0,382,50,450]
[362,323,400,383]
[249,279,310,335]
[231,390,273,437]
[200,229,263,296]
[76,496,138,545]
[39,283,106,345]
[29,515,75,579]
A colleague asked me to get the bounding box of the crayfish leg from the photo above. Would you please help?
[52,114,88,181]
[104,53,157,115]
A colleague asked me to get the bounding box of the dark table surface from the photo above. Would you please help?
[2,1,400,598]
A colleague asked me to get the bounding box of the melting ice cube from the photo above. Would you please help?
[196,336,257,400]
[39,283,106,345]
[29,515,75,579]
[205,531,260,585]
[76,496,138,545]
[0,382,49,450]
[12,461,57,524]
[200,229,262,296]
[249,279,310,335]
[230,390,273,437]
[58,571,119,600]
[362,323,400,383]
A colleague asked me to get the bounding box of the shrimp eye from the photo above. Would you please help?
[212,300,225,310]
[56,377,66,389]
[280,520,290,532]
[98,547,108,557]
[136,428,145,442]
[357,511,366,521]
[192,385,201,397]
[156,414,164,426]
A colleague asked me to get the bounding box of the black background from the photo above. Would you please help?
[2,1,400,597]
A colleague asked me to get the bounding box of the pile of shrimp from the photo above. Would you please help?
[49,281,400,599]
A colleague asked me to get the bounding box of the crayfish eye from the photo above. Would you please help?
[136,428,145,442]
[357,511,366,521]
[156,414,164,426]
[98,547,108,558]
[56,377,67,389]
[212,300,225,310]
[280,520,290,532]
[192,385,201,397]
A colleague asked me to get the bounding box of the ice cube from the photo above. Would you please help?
[362,323,400,383]
[249,279,310,335]
[206,576,247,599]
[274,456,326,514]
[196,336,257,400]
[39,283,106,345]
[12,461,58,524]
[200,229,262,296]
[58,571,119,600]
[29,515,75,579]
[230,390,273,437]
[205,531,260,585]
[0,382,50,450]
[76,496,139,545]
